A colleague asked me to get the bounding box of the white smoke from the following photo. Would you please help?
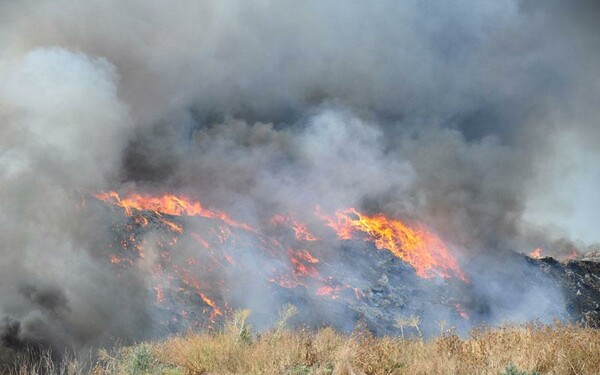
[0,48,143,351]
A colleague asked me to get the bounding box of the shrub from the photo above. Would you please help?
[501,363,540,375]
[127,343,155,375]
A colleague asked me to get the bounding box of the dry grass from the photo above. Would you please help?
[7,313,600,374]
[110,320,600,375]
[148,322,600,375]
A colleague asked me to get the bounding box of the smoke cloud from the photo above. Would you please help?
[0,0,598,354]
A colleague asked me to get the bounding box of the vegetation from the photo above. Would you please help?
[5,310,600,374]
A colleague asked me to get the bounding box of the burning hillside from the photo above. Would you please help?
[85,190,600,340]
[92,191,473,335]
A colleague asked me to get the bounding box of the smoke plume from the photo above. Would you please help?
[1,0,599,354]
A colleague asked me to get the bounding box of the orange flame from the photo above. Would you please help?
[96,190,470,327]
[95,191,254,231]
[295,250,319,264]
[160,218,184,234]
[271,214,319,241]
[290,253,319,278]
[316,285,340,299]
[529,248,543,259]
[191,232,210,249]
[134,215,149,226]
[109,254,132,265]
[199,293,222,314]
[175,267,223,319]
[154,286,165,304]
[319,208,467,281]
[454,303,470,320]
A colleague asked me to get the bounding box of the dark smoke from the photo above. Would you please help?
[1,0,599,354]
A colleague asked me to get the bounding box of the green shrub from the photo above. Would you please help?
[127,343,156,375]
[289,364,311,375]
[501,363,540,375]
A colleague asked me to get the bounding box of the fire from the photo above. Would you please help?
[199,293,222,316]
[95,191,470,328]
[269,249,323,289]
[316,285,340,299]
[154,286,165,304]
[175,266,223,319]
[95,191,254,231]
[529,248,578,261]
[272,214,319,241]
[529,248,543,259]
[290,252,319,278]
[191,232,210,249]
[454,303,470,320]
[295,250,319,264]
[319,208,466,281]
[160,218,184,233]
[563,250,578,261]
[110,254,132,265]
[134,215,149,226]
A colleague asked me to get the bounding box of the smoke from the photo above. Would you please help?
[0,0,598,354]
[0,48,147,353]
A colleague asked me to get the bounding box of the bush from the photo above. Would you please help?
[127,343,156,375]
[501,363,540,375]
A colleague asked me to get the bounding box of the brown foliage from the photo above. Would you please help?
[9,320,600,374]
